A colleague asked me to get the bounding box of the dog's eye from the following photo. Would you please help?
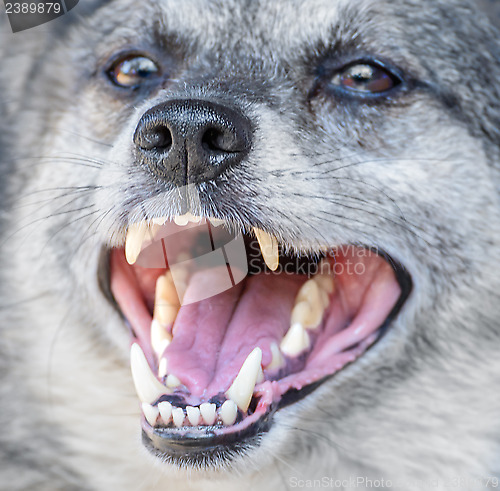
[109,55,160,88]
[330,62,401,95]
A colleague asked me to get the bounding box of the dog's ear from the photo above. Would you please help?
[477,0,500,29]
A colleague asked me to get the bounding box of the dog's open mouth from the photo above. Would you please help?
[109,214,411,462]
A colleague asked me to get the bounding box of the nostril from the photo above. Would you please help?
[201,127,237,153]
[139,126,173,151]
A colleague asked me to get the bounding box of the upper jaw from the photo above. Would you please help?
[106,211,412,466]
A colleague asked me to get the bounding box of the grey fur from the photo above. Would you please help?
[0,0,500,489]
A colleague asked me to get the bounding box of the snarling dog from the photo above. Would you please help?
[1,0,500,489]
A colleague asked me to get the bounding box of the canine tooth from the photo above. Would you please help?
[266,342,285,370]
[158,401,172,424]
[151,320,172,358]
[200,403,217,425]
[253,228,279,271]
[220,400,238,426]
[280,324,310,357]
[125,222,148,265]
[186,406,201,426]
[158,357,168,378]
[166,374,181,388]
[130,344,169,404]
[225,347,262,412]
[172,407,185,427]
[142,403,159,426]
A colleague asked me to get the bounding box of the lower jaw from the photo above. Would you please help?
[108,226,412,464]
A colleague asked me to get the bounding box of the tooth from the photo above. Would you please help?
[172,407,185,427]
[208,217,225,227]
[253,228,279,271]
[319,289,330,308]
[158,401,172,424]
[220,400,238,426]
[315,259,335,293]
[166,374,181,388]
[151,320,172,358]
[125,222,148,265]
[315,274,335,294]
[200,403,217,425]
[290,301,312,326]
[265,342,285,371]
[130,344,170,404]
[187,212,202,223]
[154,274,180,326]
[280,324,310,357]
[142,403,159,426]
[225,347,262,412]
[158,357,168,378]
[186,406,201,426]
[256,366,264,384]
[174,214,190,226]
[293,280,325,329]
[152,216,168,226]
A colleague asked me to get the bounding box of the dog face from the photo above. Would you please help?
[1,0,500,489]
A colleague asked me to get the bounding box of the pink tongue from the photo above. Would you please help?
[165,269,305,398]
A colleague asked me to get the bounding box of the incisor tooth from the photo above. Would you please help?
[151,320,172,358]
[200,403,217,425]
[225,347,262,412]
[186,406,201,426]
[208,217,225,227]
[266,342,285,371]
[142,403,159,426]
[152,216,168,226]
[253,228,279,271]
[158,401,172,424]
[174,215,188,226]
[130,344,170,404]
[172,407,185,427]
[280,324,310,357]
[220,400,238,426]
[175,212,202,224]
[125,222,149,265]
[187,213,202,223]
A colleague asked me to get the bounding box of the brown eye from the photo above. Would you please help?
[109,55,160,88]
[330,63,401,95]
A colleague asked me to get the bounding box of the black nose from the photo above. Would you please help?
[134,99,252,186]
